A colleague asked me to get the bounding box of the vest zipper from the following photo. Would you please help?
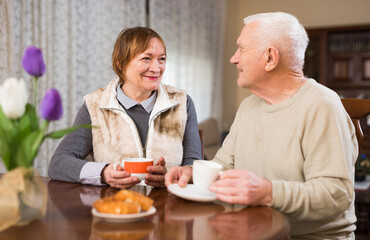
[132,122,146,158]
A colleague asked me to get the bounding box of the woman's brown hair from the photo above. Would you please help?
[112,27,166,84]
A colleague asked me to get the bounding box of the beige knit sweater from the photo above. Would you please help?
[213,79,358,237]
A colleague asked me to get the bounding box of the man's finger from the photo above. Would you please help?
[178,174,191,187]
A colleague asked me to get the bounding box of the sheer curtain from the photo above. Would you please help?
[149,0,225,123]
[0,0,146,175]
[0,0,225,176]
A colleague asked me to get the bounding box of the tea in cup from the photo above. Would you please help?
[113,158,154,180]
[192,160,223,190]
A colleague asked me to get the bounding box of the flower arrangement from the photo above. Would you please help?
[0,46,92,231]
[0,46,90,171]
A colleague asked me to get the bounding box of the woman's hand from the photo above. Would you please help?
[101,163,141,189]
[145,157,167,188]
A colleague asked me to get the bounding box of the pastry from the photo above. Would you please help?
[93,197,141,214]
[93,190,153,214]
[114,189,153,211]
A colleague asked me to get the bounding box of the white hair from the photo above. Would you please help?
[244,12,309,71]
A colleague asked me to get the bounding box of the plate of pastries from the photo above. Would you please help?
[92,189,156,223]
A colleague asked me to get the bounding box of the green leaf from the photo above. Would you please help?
[15,129,45,168]
[25,103,39,130]
[0,106,14,133]
[45,124,93,139]
[29,130,45,164]
[0,126,11,170]
[0,106,14,170]
[17,112,32,139]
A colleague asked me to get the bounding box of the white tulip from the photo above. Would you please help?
[0,78,28,119]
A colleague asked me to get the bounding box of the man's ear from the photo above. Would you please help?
[264,47,279,72]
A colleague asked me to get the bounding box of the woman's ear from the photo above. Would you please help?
[264,47,279,72]
[116,61,121,70]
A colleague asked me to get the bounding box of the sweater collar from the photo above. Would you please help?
[260,78,314,112]
[116,84,157,113]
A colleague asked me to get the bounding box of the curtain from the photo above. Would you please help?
[149,0,225,123]
[0,0,146,175]
[0,0,225,176]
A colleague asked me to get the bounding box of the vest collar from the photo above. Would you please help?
[99,78,178,119]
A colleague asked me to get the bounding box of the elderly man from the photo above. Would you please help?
[165,12,357,238]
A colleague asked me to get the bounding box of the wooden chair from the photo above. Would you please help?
[341,98,370,153]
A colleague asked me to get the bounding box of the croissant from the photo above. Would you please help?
[93,190,153,214]
[114,189,153,211]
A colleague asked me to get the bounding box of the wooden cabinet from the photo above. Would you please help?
[304,25,370,156]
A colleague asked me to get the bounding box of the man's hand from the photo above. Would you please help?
[145,157,167,188]
[209,169,273,206]
[165,165,193,187]
[101,163,141,189]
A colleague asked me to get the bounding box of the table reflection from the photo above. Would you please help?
[210,207,291,240]
[0,177,290,240]
[164,194,225,240]
[91,220,154,240]
[148,188,188,240]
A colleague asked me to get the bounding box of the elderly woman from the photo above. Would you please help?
[48,27,202,188]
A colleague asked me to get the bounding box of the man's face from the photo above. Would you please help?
[230,22,263,89]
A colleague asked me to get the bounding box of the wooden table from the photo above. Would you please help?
[0,176,291,240]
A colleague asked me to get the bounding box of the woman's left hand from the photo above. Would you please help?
[145,157,167,188]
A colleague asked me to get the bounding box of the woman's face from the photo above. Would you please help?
[123,38,166,100]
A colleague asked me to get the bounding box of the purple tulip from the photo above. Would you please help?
[40,88,63,121]
[22,46,46,77]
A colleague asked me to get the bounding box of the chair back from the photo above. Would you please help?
[341,98,370,153]
[198,118,220,160]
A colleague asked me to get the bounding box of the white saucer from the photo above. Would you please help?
[168,184,217,202]
[91,206,156,223]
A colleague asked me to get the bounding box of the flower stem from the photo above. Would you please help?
[41,120,49,133]
[33,77,38,107]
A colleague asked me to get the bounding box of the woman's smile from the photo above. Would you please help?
[143,75,160,81]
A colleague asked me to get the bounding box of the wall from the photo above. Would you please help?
[222,0,370,129]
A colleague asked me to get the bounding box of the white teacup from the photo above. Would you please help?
[113,158,154,180]
[192,160,223,190]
